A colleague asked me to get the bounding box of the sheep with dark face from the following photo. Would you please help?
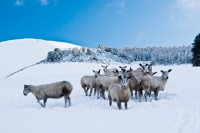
[108,74,131,110]
[23,81,73,108]
[139,69,172,102]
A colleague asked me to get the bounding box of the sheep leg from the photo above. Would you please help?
[64,96,68,108]
[148,91,152,97]
[138,89,142,102]
[101,90,106,100]
[144,91,148,102]
[97,89,100,99]
[108,94,112,106]
[130,89,133,99]
[84,87,87,96]
[43,98,47,107]
[154,89,159,100]
[68,97,71,106]
[135,90,137,99]
[125,102,128,109]
[86,87,89,96]
[37,99,45,108]
[94,88,96,96]
[89,88,93,96]
[117,101,121,110]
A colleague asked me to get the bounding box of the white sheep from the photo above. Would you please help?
[101,65,118,76]
[80,70,97,96]
[23,81,73,108]
[139,69,172,102]
[108,74,131,110]
[124,68,141,99]
[95,74,121,99]
[125,67,156,99]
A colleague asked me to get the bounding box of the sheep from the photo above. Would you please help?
[80,72,96,96]
[112,69,126,77]
[119,66,127,73]
[108,74,131,110]
[101,65,118,76]
[147,63,153,73]
[127,67,157,99]
[139,69,172,102]
[145,71,157,97]
[95,74,121,99]
[136,63,149,73]
[23,81,73,108]
[124,68,141,99]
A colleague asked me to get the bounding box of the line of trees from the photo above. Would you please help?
[44,44,192,65]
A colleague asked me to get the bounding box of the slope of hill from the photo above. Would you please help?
[0,38,80,78]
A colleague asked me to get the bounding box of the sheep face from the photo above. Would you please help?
[161,69,172,80]
[101,65,108,72]
[119,66,127,72]
[23,85,30,96]
[118,75,131,89]
[93,69,101,78]
[139,64,148,73]
[113,70,124,77]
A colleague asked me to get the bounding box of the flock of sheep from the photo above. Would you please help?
[23,63,172,110]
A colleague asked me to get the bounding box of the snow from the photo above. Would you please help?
[0,38,80,78]
[0,39,200,133]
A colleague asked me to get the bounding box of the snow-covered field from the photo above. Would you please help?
[0,39,200,133]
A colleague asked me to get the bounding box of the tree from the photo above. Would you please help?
[191,33,200,66]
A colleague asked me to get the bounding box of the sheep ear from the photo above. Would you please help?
[98,69,101,73]
[168,69,172,72]
[93,70,95,73]
[24,85,28,88]
[148,64,152,68]
[125,66,127,68]
[161,70,164,73]
[145,63,148,66]
[118,75,122,79]
[130,67,132,71]
[146,72,150,74]
[153,72,157,75]
[106,66,108,67]
[101,65,103,67]
[119,66,122,68]
[139,64,142,67]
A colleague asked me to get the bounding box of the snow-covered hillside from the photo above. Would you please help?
[0,39,199,133]
[0,38,80,78]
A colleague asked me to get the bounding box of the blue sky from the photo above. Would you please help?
[0,0,200,48]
